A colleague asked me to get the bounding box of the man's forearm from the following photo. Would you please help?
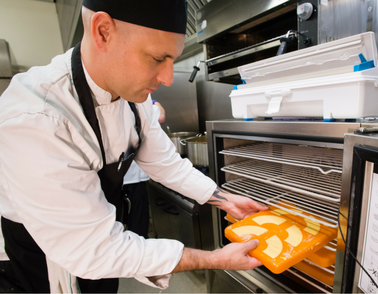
[171,248,215,273]
[171,240,262,274]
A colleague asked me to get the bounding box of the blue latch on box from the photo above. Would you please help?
[354,53,375,72]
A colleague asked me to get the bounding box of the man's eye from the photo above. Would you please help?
[154,58,164,63]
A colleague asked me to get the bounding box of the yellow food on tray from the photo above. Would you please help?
[224,205,337,274]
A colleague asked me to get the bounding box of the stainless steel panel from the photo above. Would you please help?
[195,0,293,43]
[206,268,294,293]
[147,181,201,249]
[318,0,378,47]
[207,39,281,66]
[334,132,378,293]
[151,71,199,133]
[196,78,234,133]
[206,120,360,139]
[0,40,13,78]
[207,68,240,80]
[352,161,374,294]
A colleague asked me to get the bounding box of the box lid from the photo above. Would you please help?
[237,32,378,88]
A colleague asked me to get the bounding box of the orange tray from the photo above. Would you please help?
[225,206,337,274]
[306,245,336,268]
[226,213,337,268]
[226,213,337,269]
[294,260,334,286]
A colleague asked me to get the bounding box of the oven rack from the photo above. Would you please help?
[221,160,342,202]
[219,143,343,174]
[222,178,339,228]
[287,263,334,293]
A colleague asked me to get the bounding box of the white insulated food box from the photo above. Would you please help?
[230,32,378,120]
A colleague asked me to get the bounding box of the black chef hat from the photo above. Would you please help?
[82,0,187,34]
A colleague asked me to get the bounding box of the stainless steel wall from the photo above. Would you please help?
[173,52,235,134]
[319,0,378,46]
[151,71,200,133]
[196,69,234,133]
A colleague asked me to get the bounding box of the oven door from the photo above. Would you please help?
[340,133,378,293]
[147,180,202,249]
[205,120,361,293]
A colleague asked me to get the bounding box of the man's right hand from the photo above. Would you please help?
[171,239,262,273]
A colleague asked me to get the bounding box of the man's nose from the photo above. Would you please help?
[156,62,174,87]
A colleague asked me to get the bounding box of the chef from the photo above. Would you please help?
[0,0,267,293]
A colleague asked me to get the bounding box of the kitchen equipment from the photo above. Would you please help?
[193,0,378,84]
[168,132,197,157]
[147,180,202,249]
[230,32,378,121]
[147,175,214,251]
[342,134,378,293]
[181,135,209,167]
[204,120,378,293]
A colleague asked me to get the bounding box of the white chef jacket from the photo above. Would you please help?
[0,218,8,261]
[0,48,217,288]
[123,105,161,185]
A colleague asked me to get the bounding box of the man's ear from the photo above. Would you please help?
[91,12,115,52]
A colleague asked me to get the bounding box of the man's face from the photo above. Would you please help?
[105,22,185,103]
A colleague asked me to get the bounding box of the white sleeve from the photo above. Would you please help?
[0,113,183,283]
[0,218,9,261]
[152,104,161,122]
[136,103,217,205]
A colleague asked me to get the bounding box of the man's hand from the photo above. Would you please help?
[206,187,268,220]
[171,240,262,273]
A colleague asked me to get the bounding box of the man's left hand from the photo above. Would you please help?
[206,187,268,220]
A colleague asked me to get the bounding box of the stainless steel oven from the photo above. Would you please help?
[204,120,378,293]
[147,178,214,251]
[192,0,378,84]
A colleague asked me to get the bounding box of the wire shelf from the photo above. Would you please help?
[222,178,339,228]
[221,160,342,202]
[220,143,343,174]
[301,259,335,274]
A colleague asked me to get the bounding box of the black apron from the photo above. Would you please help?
[1,42,141,293]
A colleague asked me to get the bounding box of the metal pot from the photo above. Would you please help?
[168,132,197,157]
[182,136,209,167]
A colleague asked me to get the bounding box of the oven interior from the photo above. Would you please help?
[214,137,343,293]
[205,5,299,84]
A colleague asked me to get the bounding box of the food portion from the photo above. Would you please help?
[253,215,286,226]
[263,235,283,259]
[232,226,268,237]
[285,225,303,247]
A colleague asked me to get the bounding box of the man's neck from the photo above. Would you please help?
[80,40,118,101]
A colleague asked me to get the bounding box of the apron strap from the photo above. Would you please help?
[71,42,142,165]
[71,42,106,163]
